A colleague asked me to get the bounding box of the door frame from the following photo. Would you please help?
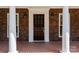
[28,8,49,42]
[33,14,44,42]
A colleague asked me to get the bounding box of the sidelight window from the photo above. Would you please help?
[59,13,63,37]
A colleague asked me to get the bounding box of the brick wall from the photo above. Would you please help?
[0,8,79,41]
[49,9,79,41]
[0,8,29,41]
[0,8,9,40]
[16,8,29,41]
[49,9,62,41]
[70,9,79,41]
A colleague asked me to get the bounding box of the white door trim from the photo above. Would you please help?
[28,8,49,42]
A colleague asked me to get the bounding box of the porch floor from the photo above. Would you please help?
[0,41,79,53]
[17,41,62,53]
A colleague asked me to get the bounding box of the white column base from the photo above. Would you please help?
[44,40,49,42]
[29,40,34,42]
[59,50,70,53]
[8,50,18,53]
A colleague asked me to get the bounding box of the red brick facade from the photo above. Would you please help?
[0,8,9,40]
[16,8,29,41]
[49,9,62,41]
[70,9,79,41]
[0,8,79,41]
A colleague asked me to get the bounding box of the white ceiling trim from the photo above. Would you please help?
[0,6,79,9]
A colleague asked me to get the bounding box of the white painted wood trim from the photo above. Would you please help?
[1,6,79,9]
[59,13,62,38]
[44,10,49,42]
[28,8,49,42]
[29,10,33,42]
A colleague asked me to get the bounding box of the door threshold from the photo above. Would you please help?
[33,40,44,42]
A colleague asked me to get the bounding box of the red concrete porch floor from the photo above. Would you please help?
[17,41,62,53]
[0,41,79,53]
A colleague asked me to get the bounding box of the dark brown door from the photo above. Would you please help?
[33,14,44,41]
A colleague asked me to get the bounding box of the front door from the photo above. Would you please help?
[33,14,44,41]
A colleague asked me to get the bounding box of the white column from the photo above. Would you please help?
[44,10,49,42]
[62,6,70,53]
[9,6,17,53]
[29,10,33,42]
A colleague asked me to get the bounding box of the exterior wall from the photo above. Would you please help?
[0,8,79,41]
[70,9,79,41]
[49,9,62,41]
[0,8,29,41]
[16,8,29,41]
[0,8,9,40]
[49,9,79,41]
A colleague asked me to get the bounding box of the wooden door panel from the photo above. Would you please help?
[34,14,44,40]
